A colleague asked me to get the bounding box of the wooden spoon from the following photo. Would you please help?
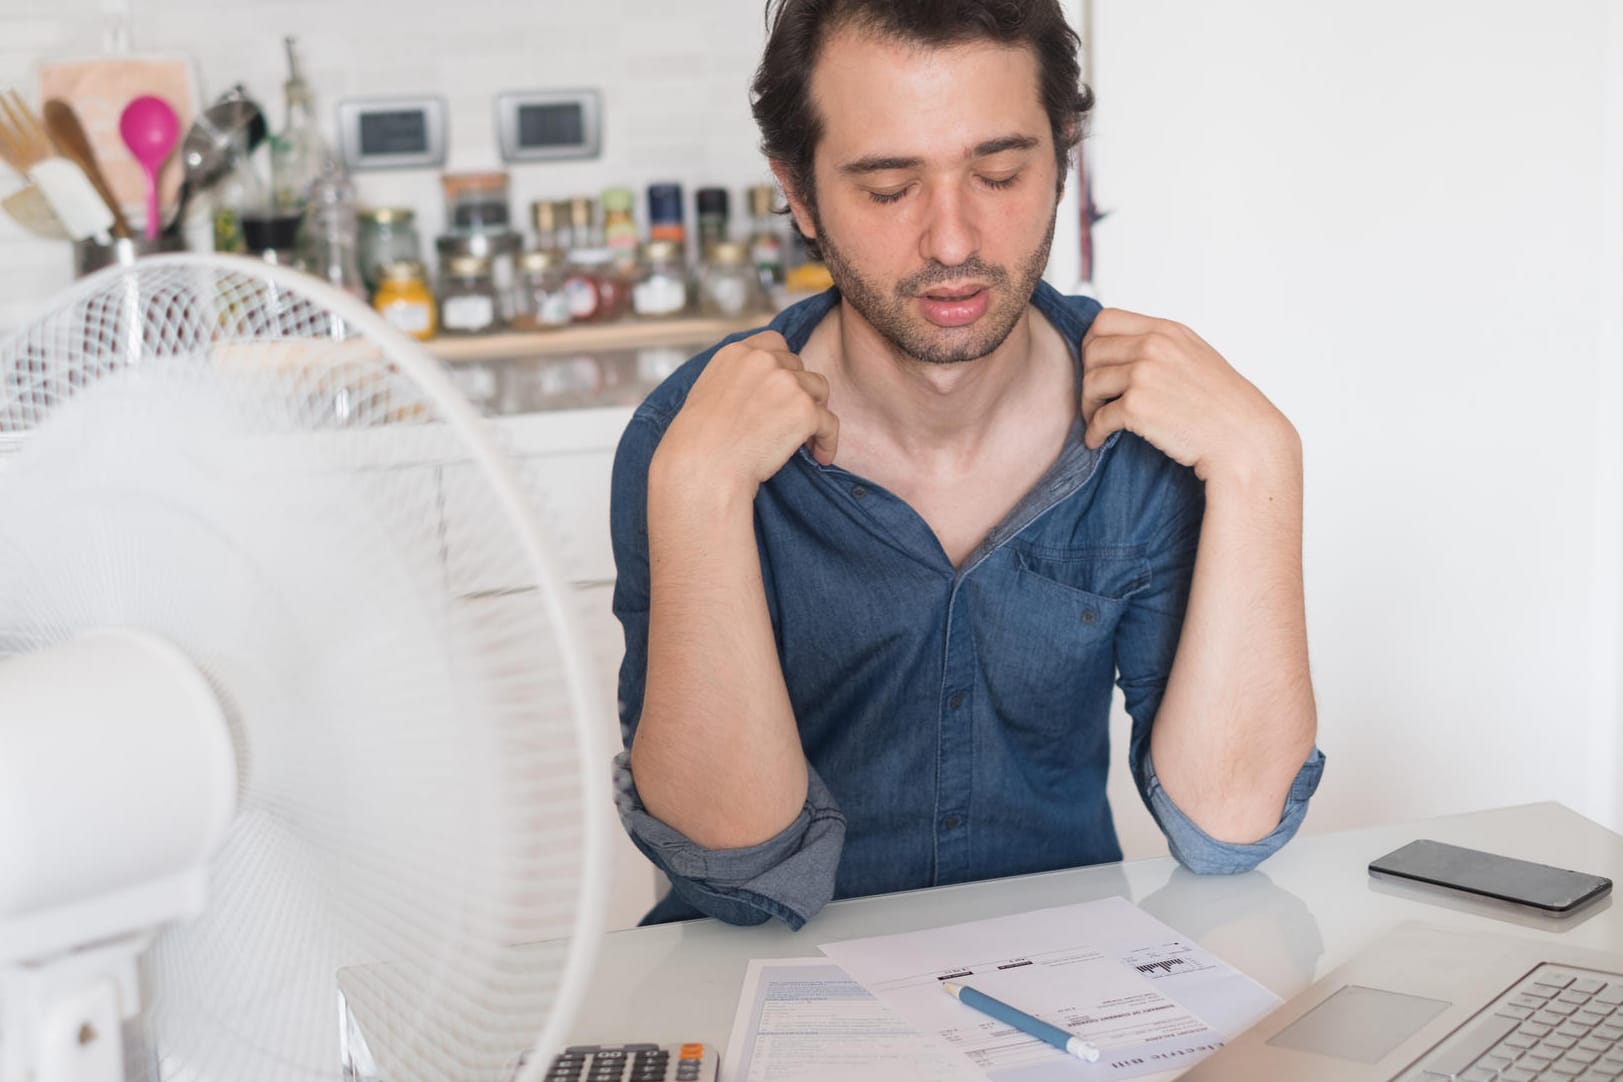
[43,98,133,239]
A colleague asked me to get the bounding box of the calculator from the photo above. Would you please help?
[531,1042,718,1082]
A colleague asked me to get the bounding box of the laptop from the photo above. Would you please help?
[1182,922,1623,1080]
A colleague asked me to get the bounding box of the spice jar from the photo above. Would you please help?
[633,239,689,319]
[699,241,764,319]
[373,260,437,340]
[647,183,685,247]
[530,199,562,253]
[442,171,511,233]
[747,183,785,290]
[512,249,572,331]
[567,196,601,249]
[696,186,730,261]
[436,231,522,321]
[358,208,422,296]
[564,247,630,323]
[439,254,503,335]
[602,187,638,268]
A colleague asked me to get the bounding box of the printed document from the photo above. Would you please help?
[720,957,979,1082]
[818,896,1280,1080]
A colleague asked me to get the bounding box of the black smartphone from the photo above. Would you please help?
[1368,839,1613,914]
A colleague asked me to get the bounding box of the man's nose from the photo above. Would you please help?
[918,185,980,269]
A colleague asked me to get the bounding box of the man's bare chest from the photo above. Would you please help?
[836,439,1065,568]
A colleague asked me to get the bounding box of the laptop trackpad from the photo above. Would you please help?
[1266,984,1453,1064]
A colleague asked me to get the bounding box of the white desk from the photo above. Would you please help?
[567,802,1623,1076]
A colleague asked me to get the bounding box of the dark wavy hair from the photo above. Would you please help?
[750,0,1095,257]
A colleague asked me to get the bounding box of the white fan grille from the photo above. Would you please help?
[0,255,609,1082]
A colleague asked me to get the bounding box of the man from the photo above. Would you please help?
[610,0,1324,929]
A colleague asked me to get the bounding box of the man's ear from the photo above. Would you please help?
[769,160,817,242]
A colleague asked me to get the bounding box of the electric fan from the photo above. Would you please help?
[0,254,613,1082]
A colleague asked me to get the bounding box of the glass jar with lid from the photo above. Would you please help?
[601,187,638,270]
[530,200,562,253]
[567,196,602,249]
[698,241,762,319]
[696,186,730,261]
[632,240,689,319]
[373,261,437,340]
[442,171,511,234]
[564,248,630,323]
[747,183,785,290]
[358,208,422,297]
[438,254,504,336]
[512,249,572,332]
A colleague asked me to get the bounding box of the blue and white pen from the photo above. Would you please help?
[940,981,1102,1062]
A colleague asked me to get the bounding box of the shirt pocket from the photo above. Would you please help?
[976,545,1152,759]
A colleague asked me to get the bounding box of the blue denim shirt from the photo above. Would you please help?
[610,282,1325,930]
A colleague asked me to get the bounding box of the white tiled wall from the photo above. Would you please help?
[0,0,775,327]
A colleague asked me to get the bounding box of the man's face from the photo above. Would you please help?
[789,28,1063,366]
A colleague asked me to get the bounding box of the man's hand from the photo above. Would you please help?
[653,330,840,495]
[1081,309,1298,485]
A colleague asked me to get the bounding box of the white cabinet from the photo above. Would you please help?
[476,406,660,932]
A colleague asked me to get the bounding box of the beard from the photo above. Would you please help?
[813,204,1058,366]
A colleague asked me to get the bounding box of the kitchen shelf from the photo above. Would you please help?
[426,313,774,364]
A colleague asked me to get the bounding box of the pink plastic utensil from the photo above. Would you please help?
[118,95,180,240]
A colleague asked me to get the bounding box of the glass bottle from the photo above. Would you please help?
[210,131,267,255]
[269,36,325,222]
[551,199,575,251]
[300,159,367,301]
[647,183,685,247]
[696,186,730,262]
[568,196,601,249]
[530,199,562,254]
[373,261,437,341]
[747,183,786,291]
[602,187,638,270]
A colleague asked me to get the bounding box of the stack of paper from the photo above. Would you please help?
[723,897,1280,1081]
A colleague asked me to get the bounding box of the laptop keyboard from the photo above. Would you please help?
[1412,964,1623,1081]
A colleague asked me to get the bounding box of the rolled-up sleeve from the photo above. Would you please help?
[608,405,846,929]
[1137,746,1325,872]
[1114,446,1326,873]
[612,752,846,928]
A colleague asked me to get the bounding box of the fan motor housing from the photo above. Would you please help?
[0,628,237,964]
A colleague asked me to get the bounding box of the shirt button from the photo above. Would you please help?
[851,484,868,499]
[948,693,964,710]
[943,815,962,830]
[1080,607,1098,625]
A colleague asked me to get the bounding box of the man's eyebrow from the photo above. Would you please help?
[971,134,1040,158]
[839,155,924,176]
[836,135,1041,176]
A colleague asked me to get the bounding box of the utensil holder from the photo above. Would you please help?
[74,233,186,278]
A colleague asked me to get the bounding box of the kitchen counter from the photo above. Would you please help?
[432,311,772,418]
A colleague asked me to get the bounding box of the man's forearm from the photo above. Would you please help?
[630,461,810,849]
[1149,436,1317,844]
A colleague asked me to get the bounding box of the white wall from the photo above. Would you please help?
[1091,0,1623,854]
[0,0,775,326]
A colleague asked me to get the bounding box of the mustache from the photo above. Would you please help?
[897,257,1010,296]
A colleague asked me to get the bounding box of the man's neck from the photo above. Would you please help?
[806,297,1072,469]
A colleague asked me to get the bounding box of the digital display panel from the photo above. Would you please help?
[359,110,429,156]
[517,103,585,148]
